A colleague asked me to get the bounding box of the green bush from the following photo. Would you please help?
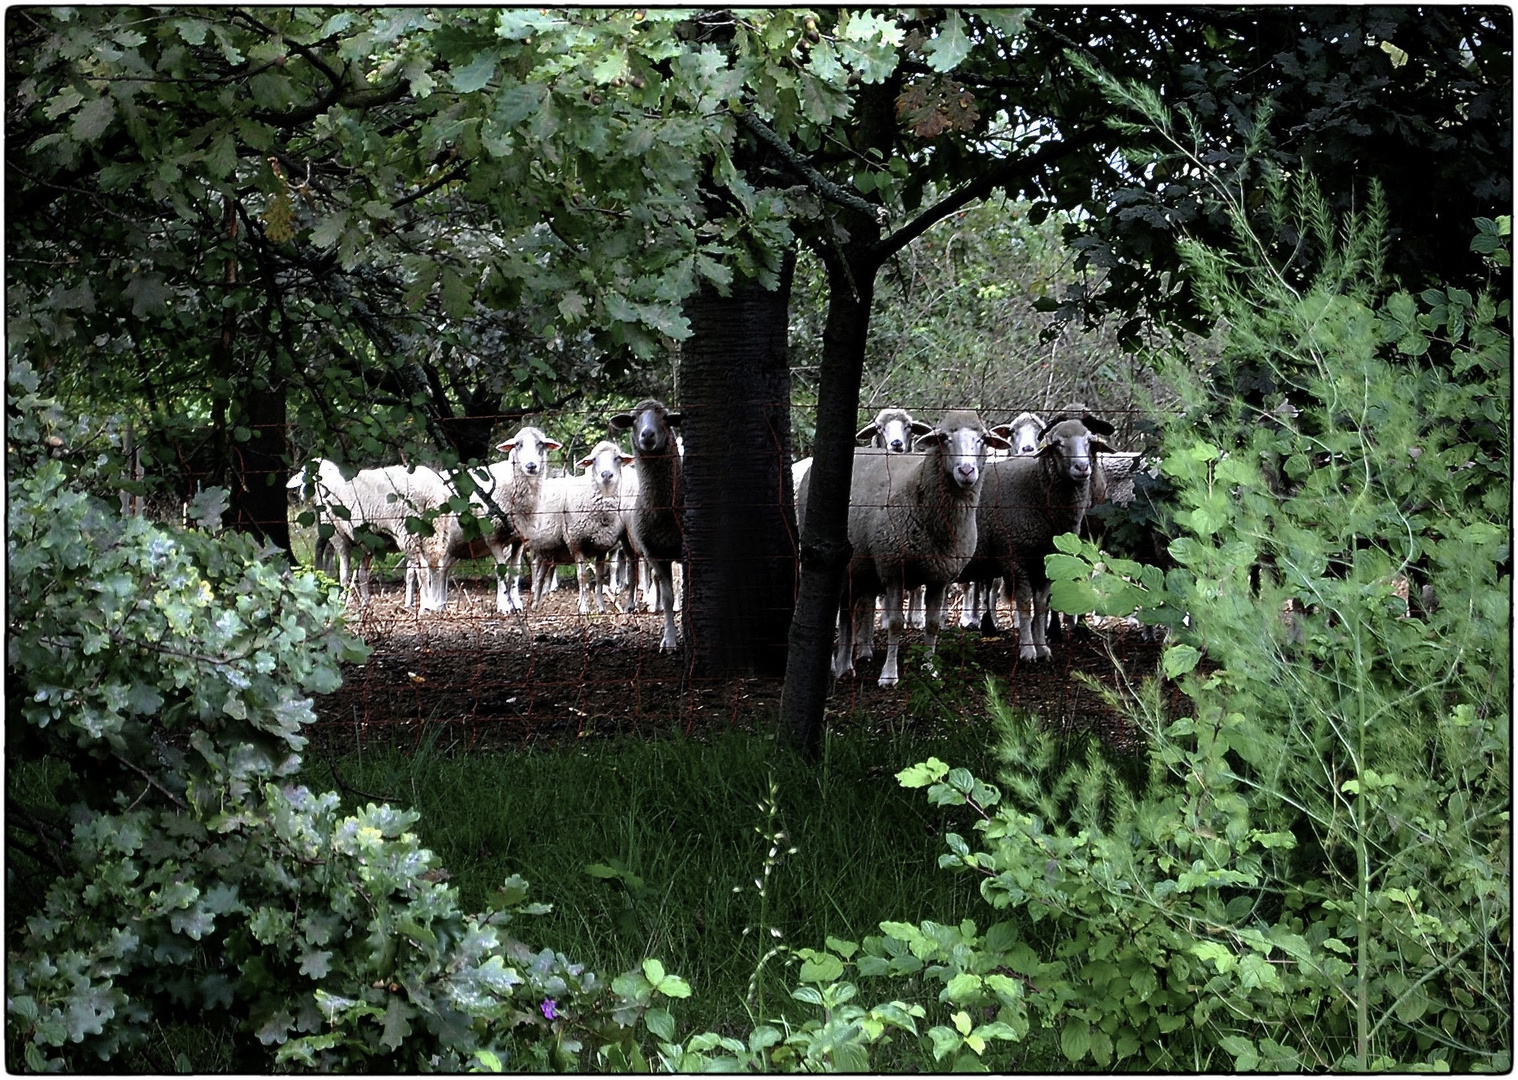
[5,364,686,1072]
[664,197,1511,1073]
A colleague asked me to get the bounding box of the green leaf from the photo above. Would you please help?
[71,95,115,141]
[1162,644,1201,678]
[644,1006,675,1041]
[923,11,972,72]
[798,952,844,983]
[897,758,949,788]
[449,51,499,94]
[1060,1017,1091,1062]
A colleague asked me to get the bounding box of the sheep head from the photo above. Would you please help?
[993,411,1046,456]
[497,426,562,476]
[914,410,1013,491]
[609,399,682,457]
[1037,419,1114,483]
[856,407,933,453]
[577,440,635,495]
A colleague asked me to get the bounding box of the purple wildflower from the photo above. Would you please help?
[540,999,559,1021]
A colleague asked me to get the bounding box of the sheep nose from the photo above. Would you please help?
[956,463,978,483]
[523,461,539,475]
[888,439,905,452]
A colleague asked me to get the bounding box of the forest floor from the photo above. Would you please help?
[312,574,1169,756]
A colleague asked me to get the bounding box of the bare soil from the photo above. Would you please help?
[312,574,1169,754]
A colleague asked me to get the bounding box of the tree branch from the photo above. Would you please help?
[735,110,886,224]
[872,127,1106,264]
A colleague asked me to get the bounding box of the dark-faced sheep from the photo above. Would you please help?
[608,399,684,652]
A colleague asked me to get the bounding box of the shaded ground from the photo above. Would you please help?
[312,573,1169,754]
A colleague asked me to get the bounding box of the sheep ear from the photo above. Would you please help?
[989,423,1014,437]
[909,420,935,437]
[496,439,516,453]
[985,430,1014,451]
[1082,417,1116,436]
[1089,439,1115,455]
[608,413,633,430]
[913,428,946,450]
[620,453,636,465]
[665,411,683,427]
[854,422,879,442]
[543,439,564,451]
[575,455,594,469]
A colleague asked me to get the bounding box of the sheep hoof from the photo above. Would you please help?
[877,671,899,688]
[1018,645,1039,662]
[1036,645,1053,660]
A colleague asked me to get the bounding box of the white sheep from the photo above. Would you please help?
[824,410,1011,687]
[439,425,561,613]
[856,407,935,628]
[608,399,684,652]
[962,416,1114,661]
[524,440,635,614]
[287,459,455,610]
[959,410,1046,630]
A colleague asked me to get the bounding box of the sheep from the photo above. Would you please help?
[960,415,1114,661]
[288,459,455,610]
[825,410,1011,687]
[959,410,1046,629]
[608,399,684,652]
[524,440,635,613]
[855,407,936,628]
[439,425,561,613]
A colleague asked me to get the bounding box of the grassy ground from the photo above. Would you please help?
[321,714,1059,1069]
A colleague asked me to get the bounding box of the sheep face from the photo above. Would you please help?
[577,441,635,496]
[857,408,933,454]
[1038,419,1114,483]
[497,426,562,477]
[609,399,682,457]
[916,413,1013,492]
[995,412,1045,456]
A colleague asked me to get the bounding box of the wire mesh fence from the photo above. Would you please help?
[132,400,1175,752]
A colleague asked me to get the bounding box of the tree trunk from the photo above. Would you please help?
[677,255,797,679]
[780,248,878,753]
[229,375,291,554]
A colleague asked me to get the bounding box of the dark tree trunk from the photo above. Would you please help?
[780,244,879,753]
[229,374,291,554]
[677,254,797,679]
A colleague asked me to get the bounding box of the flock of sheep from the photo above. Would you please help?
[288,399,1142,684]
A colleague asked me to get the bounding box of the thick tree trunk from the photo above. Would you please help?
[780,252,877,753]
[229,377,291,553]
[677,256,797,678]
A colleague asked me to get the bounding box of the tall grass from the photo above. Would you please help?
[325,718,1008,1044]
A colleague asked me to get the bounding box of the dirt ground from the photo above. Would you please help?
[312,572,1168,754]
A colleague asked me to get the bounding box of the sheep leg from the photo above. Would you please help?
[959,582,979,628]
[508,542,527,612]
[574,556,592,614]
[922,582,946,654]
[592,554,609,613]
[981,578,1002,633]
[877,581,906,688]
[907,585,926,630]
[831,601,854,679]
[1026,582,1054,661]
[653,558,678,652]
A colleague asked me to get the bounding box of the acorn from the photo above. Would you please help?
[589,93,602,106]
[630,74,645,89]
